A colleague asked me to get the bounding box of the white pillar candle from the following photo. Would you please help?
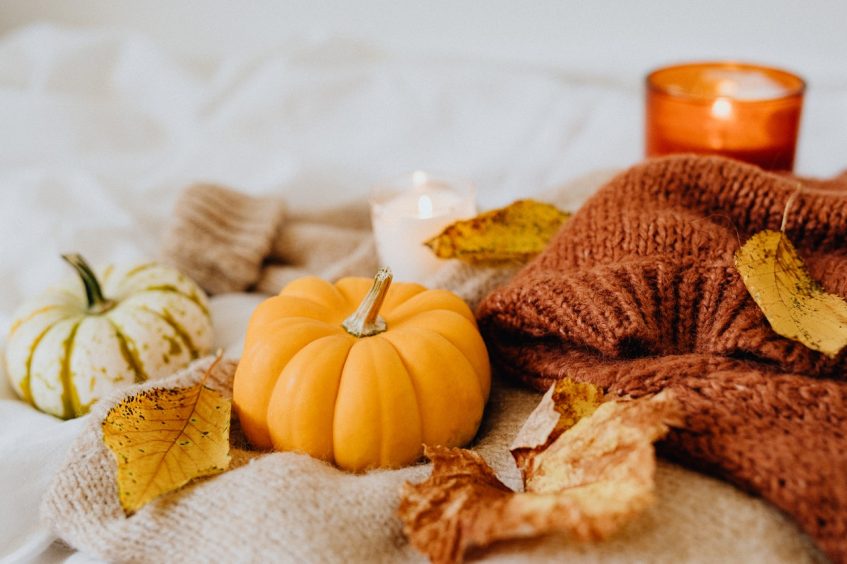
[371,171,476,283]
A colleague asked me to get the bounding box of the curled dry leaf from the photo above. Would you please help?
[518,389,680,496]
[735,229,847,358]
[424,199,571,264]
[510,379,602,473]
[398,386,680,563]
[102,354,232,515]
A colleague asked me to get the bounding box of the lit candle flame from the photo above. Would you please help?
[417,194,434,219]
[412,170,429,187]
[711,97,734,120]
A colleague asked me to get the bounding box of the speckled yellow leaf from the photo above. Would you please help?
[102,356,231,514]
[735,229,847,358]
[425,199,571,264]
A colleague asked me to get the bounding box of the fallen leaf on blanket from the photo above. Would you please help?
[735,229,847,358]
[102,353,231,515]
[511,379,603,473]
[398,390,680,564]
[424,199,571,264]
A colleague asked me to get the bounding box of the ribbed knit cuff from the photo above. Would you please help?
[160,183,285,295]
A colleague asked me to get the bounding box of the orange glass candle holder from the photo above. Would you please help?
[646,61,805,171]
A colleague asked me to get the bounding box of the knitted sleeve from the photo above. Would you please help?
[160,184,285,295]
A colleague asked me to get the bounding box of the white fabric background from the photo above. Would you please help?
[0,15,845,563]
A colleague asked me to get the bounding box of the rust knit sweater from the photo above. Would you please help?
[477,155,847,562]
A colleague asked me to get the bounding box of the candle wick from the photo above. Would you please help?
[418,194,434,219]
[412,170,429,188]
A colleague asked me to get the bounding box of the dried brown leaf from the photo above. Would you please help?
[511,379,603,474]
[735,229,847,358]
[102,355,231,514]
[522,389,680,494]
[425,199,571,264]
[398,390,680,563]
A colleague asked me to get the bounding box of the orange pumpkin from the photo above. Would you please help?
[233,268,490,471]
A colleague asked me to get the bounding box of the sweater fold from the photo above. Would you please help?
[478,155,847,562]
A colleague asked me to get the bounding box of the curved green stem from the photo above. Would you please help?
[342,267,392,338]
[62,254,114,313]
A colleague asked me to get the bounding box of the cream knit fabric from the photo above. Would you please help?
[161,184,286,295]
[42,358,823,563]
[42,180,825,563]
[159,183,517,309]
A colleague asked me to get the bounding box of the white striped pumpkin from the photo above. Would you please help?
[4,255,213,419]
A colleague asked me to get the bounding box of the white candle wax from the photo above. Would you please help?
[371,173,476,283]
[706,68,792,100]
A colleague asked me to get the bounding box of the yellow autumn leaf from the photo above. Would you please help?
[735,229,847,358]
[102,355,231,514]
[425,199,571,264]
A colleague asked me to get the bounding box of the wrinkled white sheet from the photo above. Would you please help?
[0,24,845,563]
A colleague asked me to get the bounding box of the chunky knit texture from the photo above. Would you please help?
[478,155,847,562]
[161,183,286,294]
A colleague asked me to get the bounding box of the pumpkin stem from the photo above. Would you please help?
[342,267,392,338]
[62,254,115,314]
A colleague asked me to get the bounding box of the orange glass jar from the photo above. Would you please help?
[646,62,805,171]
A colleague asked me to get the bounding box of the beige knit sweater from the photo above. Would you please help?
[42,176,825,563]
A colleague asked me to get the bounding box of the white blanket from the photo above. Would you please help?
[1,24,845,563]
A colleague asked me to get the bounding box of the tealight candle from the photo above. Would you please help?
[646,61,805,170]
[371,171,476,283]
